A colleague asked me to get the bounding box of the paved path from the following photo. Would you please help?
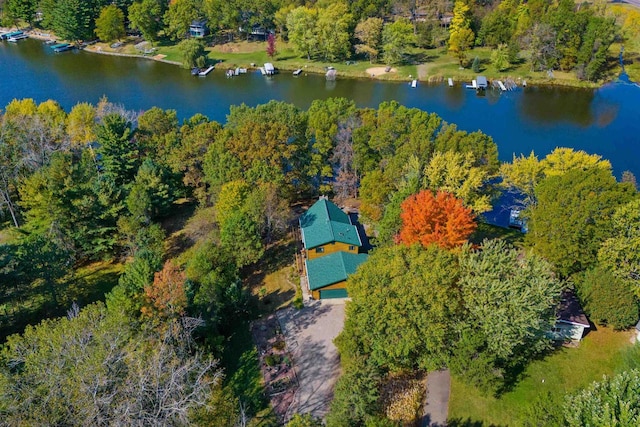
[422,369,451,427]
[277,301,346,420]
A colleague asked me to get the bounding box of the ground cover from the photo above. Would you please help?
[448,327,634,425]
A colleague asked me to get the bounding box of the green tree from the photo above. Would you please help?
[125,158,174,225]
[598,199,640,297]
[453,240,563,391]
[178,38,207,69]
[326,362,382,427]
[128,0,165,42]
[40,0,106,42]
[575,266,638,330]
[448,0,475,66]
[317,3,353,61]
[336,244,460,371]
[66,102,97,147]
[96,113,138,189]
[95,5,125,43]
[4,0,37,26]
[163,0,201,40]
[287,413,324,427]
[381,19,415,65]
[564,370,640,426]
[355,17,384,63]
[491,44,510,71]
[287,7,318,60]
[525,167,636,276]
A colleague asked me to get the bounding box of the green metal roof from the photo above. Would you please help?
[305,251,369,290]
[299,198,362,249]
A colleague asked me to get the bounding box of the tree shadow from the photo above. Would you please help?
[448,417,506,427]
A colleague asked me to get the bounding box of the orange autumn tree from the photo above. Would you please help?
[142,260,188,319]
[399,190,476,249]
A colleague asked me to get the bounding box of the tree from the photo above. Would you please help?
[381,19,415,65]
[96,113,138,188]
[4,0,37,27]
[287,7,318,60]
[317,3,353,61]
[565,370,640,426]
[142,260,188,319]
[66,102,97,147]
[453,240,563,391]
[491,44,510,71]
[398,190,476,249]
[0,302,221,425]
[95,5,125,43]
[335,244,460,371]
[525,23,558,72]
[163,0,201,40]
[422,151,492,213]
[471,56,480,73]
[128,0,165,42]
[575,266,638,330]
[287,413,324,427]
[178,38,207,69]
[40,0,104,42]
[525,168,636,276]
[355,17,384,63]
[125,158,174,225]
[266,32,277,58]
[448,0,475,66]
[598,199,640,297]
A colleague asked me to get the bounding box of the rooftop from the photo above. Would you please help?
[299,198,361,249]
[305,251,369,290]
[557,290,590,327]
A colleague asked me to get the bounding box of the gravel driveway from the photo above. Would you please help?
[277,301,346,420]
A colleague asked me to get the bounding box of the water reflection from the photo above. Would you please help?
[518,86,596,127]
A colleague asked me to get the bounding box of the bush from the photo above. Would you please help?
[265,354,282,366]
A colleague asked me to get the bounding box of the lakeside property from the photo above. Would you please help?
[4,24,637,89]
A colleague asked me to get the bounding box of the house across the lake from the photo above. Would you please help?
[300,197,368,299]
[189,20,208,38]
[550,290,590,341]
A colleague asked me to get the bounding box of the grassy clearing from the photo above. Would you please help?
[448,327,634,426]
[470,223,525,248]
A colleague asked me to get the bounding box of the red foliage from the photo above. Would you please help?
[142,260,187,319]
[398,190,476,249]
[266,33,277,58]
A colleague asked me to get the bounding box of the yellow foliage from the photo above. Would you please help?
[379,373,425,425]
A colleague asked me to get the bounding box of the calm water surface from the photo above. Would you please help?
[1,39,639,180]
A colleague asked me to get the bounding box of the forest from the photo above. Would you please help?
[0,96,639,425]
[1,0,639,82]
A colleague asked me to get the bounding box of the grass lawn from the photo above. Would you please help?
[470,223,525,248]
[448,327,634,425]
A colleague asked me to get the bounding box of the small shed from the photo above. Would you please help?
[189,20,207,38]
[550,291,590,341]
[476,76,488,89]
[264,63,275,75]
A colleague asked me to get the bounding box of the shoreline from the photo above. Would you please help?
[2,26,627,89]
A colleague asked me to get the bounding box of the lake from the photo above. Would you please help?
[1,38,639,182]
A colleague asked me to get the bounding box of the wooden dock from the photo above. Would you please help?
[293,69,303,76]
[411,79,417,88]
[259,67,267,75]
[466,80,477,89]
[448,78,454,87]
[497,80,507,91]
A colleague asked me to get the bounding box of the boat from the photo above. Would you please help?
[259,67,267,75]
[198,65,215,76]
[191,67,200,76]
[411,79,417,88]
[0,31,23,41]
[236,68,247,74]
[226,69,235,78]
[264,63,275,75]
[8,33,28,42]
[293,69,303,76]
[44,39,57,45]
[53,43,74,53]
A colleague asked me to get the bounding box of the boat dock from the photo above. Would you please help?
[466,80,477,89]
[198,65,215,76]
[411,79,417,88]
[293,69,303,76]
[259,67,267,75]
[52,43,73,53]
[497,80,507,91]
[7,33,28,42]
[448,78,454,87]
[1,31,23,41]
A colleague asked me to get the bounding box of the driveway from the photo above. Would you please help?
[422,370,451,427]
[276,301,346,420]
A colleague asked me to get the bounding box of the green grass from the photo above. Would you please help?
[448,327,634,426]
[470,223,525,248]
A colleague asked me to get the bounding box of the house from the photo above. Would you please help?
[550,291,590,341]
[305,251,368,299]
[299,197,367,299]
[476,76,488,90]
[189,20,207,38]
[299,197,362,260]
